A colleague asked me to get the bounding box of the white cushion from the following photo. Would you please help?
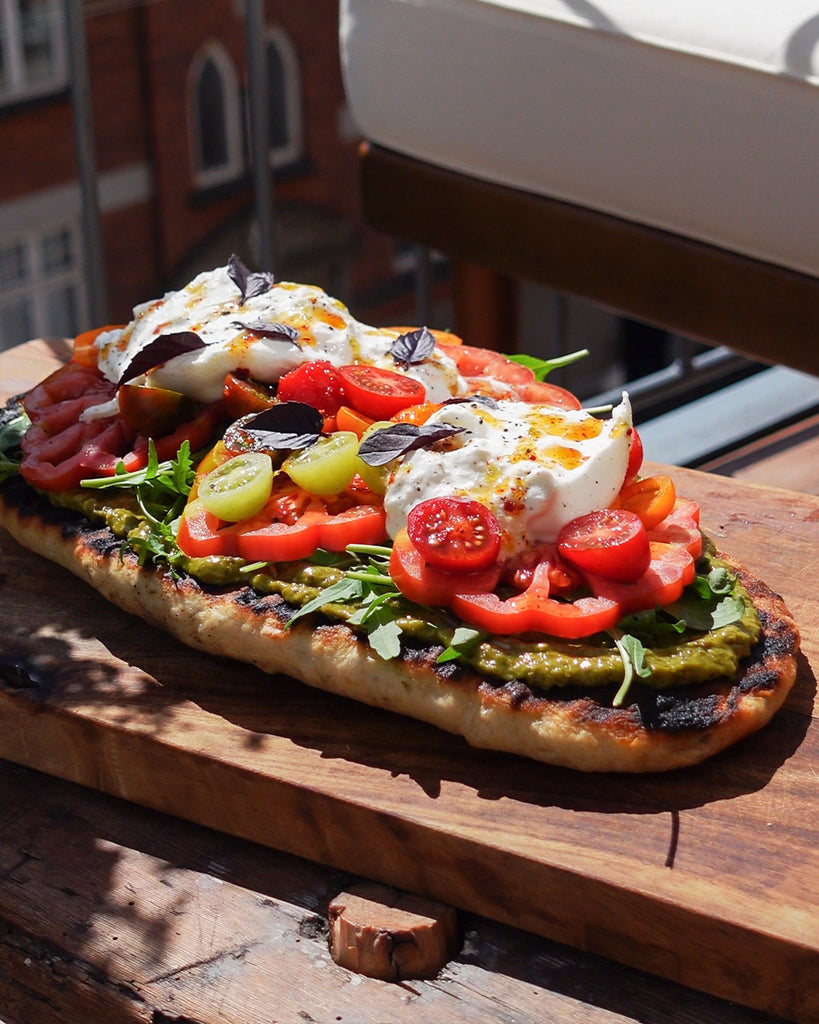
[340,0,819,277]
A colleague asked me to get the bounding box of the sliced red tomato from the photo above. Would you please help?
[24,360,115,422]
[407,496,501,574]
[338,364,426,419]
[275,360,346,416]
[513,380,583,409]
[617,473,676,530]
[647,498,703,558]
[21,418,136,491]
[451,561,622,639]
[389,529,502,607]
[442,344,534,383]
[557,508,651,583]
[503,544,584,595]
[585,541,695,614]
[222,373,276,420]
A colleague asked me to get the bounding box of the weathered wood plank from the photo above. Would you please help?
[0,760,785,1024]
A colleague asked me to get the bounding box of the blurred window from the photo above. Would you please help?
[189,42,244,189]
[0,0,66,104]
[0,224,82,351]
[265,26,303,169]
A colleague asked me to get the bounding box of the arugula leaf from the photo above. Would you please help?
[611,631,652,707]
[288,577,365,623]
[505,348,589,381]
[437,626,484,664]
[81,441,196,573]
[367,618,403,660]
[710,595,746,629]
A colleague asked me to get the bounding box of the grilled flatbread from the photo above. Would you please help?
[0,472,798,773]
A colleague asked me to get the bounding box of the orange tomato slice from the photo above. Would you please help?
[391,401,443,426]
[616,474,676,530]
[336,404,375,438]
[72,324,124,369]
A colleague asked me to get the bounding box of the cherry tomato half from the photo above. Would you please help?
[276,360,346,417]
[338,364,426,419]
[407,496,501,574]
[557,508,651,583]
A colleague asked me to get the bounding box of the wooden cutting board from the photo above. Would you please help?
[1,340,817,1022]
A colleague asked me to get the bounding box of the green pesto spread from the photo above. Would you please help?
[50,486,761,691]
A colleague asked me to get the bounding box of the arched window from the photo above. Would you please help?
[189,42,244,189]
[265,26,303,169]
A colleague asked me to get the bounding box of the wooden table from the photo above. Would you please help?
[1,341,817,1023]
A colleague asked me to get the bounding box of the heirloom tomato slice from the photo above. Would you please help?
[20,360,223,490]
[222,373,276,420]
[647,498,703,558]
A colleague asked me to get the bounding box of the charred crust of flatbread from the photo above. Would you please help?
[0,476,800,772]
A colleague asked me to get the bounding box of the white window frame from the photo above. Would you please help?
[0,0,67,105]
[188,41,245,190]
[0,220,84,350]
[265,25,303,169]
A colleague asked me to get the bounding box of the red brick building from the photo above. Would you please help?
[0,0,412,352]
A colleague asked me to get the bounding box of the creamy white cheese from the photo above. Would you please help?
[94,265,466,404]
[383,396,633,557]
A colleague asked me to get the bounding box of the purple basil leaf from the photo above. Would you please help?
[223,403,323,452]
[391,326,436,368]
[227,254,275,303]
[118,331,206,384]
[444,394,499,409]
[232,319,299,344]
[357,422,463,466]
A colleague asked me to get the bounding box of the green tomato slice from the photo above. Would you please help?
[282,431,359,496]
[353,420,395,495]
[198,452,274,522]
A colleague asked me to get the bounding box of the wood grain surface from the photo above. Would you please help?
[1,341,817,1022]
